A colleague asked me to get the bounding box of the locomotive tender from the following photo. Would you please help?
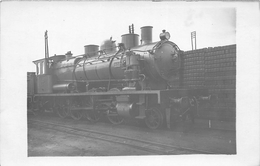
[27,25,208,129]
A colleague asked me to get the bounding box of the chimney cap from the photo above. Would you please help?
[141,26,153,29]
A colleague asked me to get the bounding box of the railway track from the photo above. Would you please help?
[28,119,215,155]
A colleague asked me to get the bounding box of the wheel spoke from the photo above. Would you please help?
[145,107,163,129]
[70,99,84,121]
[56,105,67,118]
[56,99,70,119]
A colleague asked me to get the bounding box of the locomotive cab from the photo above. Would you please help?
[33,58,53,94]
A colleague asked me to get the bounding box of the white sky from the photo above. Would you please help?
[1,2,259,166]
[1,2,236,71]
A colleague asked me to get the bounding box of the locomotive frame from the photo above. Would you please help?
[27,25,210,129]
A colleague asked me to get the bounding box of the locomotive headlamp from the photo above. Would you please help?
[159,30,170,41]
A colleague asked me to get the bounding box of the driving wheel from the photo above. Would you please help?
[70,100,84,120]
[56,99,70,118]
[86,110,100,122]
[85,96,100,122]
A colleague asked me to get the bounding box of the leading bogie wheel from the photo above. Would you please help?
[145,107,164,129]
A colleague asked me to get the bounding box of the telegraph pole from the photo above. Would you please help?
[44,30,49,74]
[191,31,197,50]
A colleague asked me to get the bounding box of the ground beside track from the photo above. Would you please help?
[28,125,153,156]
[28,113,236,156]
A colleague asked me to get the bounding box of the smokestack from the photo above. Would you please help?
[141,26,153,45]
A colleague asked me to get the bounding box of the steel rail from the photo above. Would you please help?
[28,119,215,155]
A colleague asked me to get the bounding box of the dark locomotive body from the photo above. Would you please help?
[27,25,209,129]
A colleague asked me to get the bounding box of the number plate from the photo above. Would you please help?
[113,61,121,68]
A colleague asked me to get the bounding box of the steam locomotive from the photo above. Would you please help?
[27,25,208,129]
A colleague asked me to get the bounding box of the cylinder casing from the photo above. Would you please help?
[116,103,138,118]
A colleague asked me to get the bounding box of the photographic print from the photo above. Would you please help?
[1,1,259,166]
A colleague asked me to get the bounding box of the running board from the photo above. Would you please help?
[135,116,146,119]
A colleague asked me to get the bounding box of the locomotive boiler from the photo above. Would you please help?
[52,26,180,92]
[28,25,208,129]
